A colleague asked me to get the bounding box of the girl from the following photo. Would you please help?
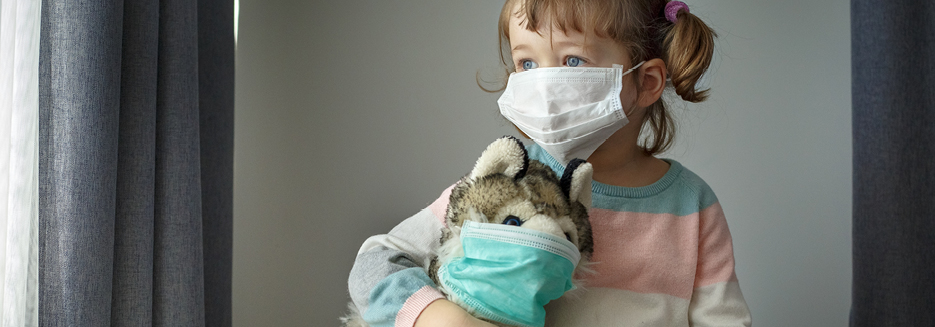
[347,0,752,326]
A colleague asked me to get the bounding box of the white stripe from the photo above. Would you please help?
[689,281,752,326]
[545,287,691,326]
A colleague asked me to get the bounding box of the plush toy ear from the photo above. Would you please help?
[561,159,593,209]
[469,136,529,180]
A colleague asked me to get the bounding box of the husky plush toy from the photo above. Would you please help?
[344,136,593,327]
[428,136,594,326]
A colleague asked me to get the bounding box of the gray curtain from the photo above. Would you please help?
[851,0,935,326]
[38,0,233,326]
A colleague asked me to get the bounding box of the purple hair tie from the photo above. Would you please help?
[665,1,689,23]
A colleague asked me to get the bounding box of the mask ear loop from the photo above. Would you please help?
[620,61,647,117]
[622,61,646,76]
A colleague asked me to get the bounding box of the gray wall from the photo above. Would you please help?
[233,1,851,326]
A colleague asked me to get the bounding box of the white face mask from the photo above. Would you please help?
[497,62,645,165]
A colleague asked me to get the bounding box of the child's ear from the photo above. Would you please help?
[636,58,668,108]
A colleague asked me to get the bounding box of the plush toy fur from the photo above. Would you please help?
[428,136,593,326]
[342,137,593,327]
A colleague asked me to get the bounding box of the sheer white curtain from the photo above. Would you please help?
[0,0,40,325]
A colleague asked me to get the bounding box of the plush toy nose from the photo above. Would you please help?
[518,215,565,238]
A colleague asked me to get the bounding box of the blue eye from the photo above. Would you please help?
[565,56,584,67]
[521,60,538,70]
[503,215,523,226]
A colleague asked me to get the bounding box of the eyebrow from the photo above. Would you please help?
[552,40,586,49]
[511,40,588,52]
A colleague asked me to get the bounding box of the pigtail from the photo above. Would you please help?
[662,4,716,102]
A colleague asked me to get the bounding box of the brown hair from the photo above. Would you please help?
[485,0,716,155]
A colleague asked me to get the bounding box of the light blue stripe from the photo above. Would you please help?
[363,267,435,327]
[526,143,719,216]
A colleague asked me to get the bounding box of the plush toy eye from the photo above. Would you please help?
[502,215,523,226]
[564,233,572,242]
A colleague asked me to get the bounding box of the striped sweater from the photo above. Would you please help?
[347,144,751,327]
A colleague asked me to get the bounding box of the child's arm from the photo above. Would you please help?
[688,202,753,326]
[414,300,497,327]
[348,207,445,326]
[349,187,491,327]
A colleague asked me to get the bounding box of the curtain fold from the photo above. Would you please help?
[197,0,234,324]
[851,0,935,326]
[112,0,158,325]
[38,0,233,326]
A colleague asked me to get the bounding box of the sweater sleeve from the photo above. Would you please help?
[688,201,752,326]
[348,187,454,327]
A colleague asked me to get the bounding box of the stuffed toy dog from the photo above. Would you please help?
[344,136,593,327]
[428,136,593,326]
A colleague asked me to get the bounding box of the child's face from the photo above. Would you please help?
[507,11,641,111]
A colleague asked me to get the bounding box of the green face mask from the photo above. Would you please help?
[437,220,580,327]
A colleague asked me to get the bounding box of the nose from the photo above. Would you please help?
[538,59,562,68]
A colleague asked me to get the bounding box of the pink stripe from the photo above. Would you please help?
[694,202,739,287]
[582,203,737,299]
[428,185,455,226]
[395,286,445,327]
[585,209,699,299]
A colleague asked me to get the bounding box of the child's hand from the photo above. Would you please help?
[414,299,497,327]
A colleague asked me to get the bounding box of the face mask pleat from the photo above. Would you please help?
[460,220,580,264]
[438,220,581,327]
[497,62,644,165]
